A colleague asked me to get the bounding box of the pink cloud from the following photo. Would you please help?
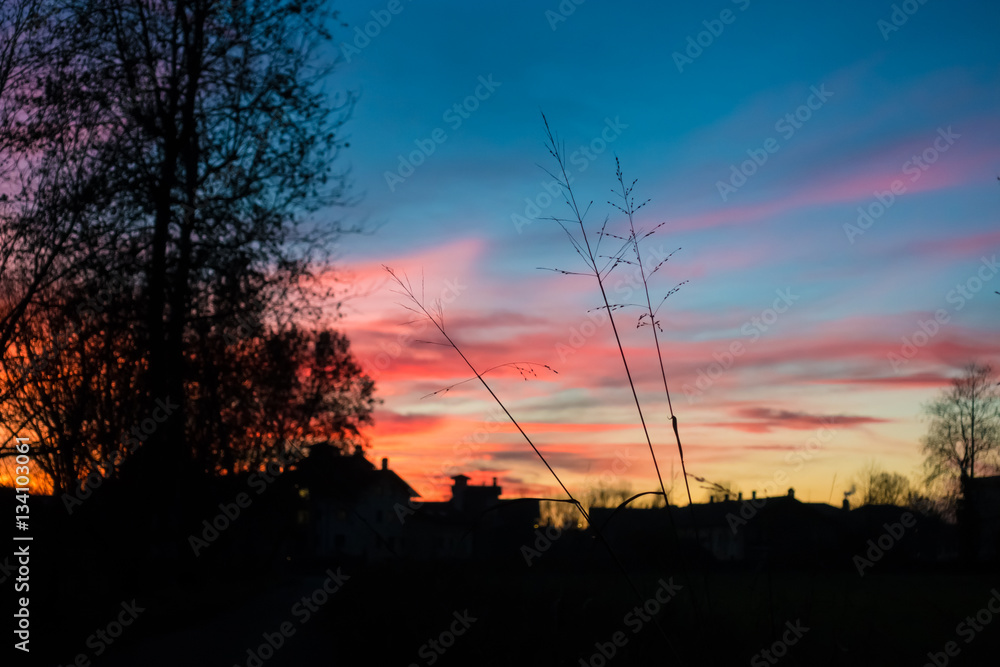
[665,120,999,233]
[716,407,891,433]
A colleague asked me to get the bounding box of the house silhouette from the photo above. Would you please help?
[588,487,955,569]
[283,444,539,563]
[285,443,418,562]
[959,474,1000,563]
[404,473,540,561]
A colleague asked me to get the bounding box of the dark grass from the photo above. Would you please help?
[86,561,1000,667]
[383,265,689,663]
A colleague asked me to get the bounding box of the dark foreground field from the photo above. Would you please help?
[36,559,1000,667]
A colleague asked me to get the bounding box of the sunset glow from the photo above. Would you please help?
[329,0,1000,503]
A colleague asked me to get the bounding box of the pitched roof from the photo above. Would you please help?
[285,442,419,502]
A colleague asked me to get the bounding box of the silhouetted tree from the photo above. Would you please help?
[0,1,377,562]
[856,462,912,506]
[1,283,376,498]
[0,0,100,355]
[1,0,358,491]
[542,480,639,529]
[922,363,1000,483]
[187,325,377,477]
[586,480,635,511]
[0,283,145,494]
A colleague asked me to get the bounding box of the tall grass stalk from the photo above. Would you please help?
[608,159,713,618]
[609,158,696,511]
[537,114,704,622]
[536,115,671,519]
[384,266,686,664]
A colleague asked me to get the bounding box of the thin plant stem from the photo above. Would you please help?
[610,159,713,620]
[611,159,696,510]
[538,114,702,624]
[539,114,673,520]
[384,266,686,665]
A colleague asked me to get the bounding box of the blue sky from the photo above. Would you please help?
[322,0,1000,503]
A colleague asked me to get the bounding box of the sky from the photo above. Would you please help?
[320,0,1000,504]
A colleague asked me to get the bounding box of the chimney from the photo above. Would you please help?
[787,487,795,499]
[724,493,730,502]
[738,492,743,501]
[492,477,497,487]
[752,491,757,500]
[842,498,850,511]
[709,496,714,503]
[381,457,388,471]
[451,474,469,511]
